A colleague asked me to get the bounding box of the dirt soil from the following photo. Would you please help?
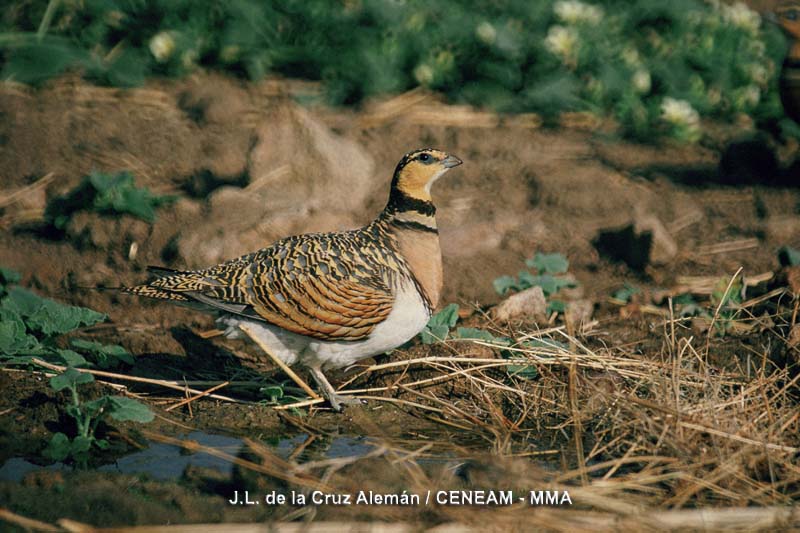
[0,74,799,530]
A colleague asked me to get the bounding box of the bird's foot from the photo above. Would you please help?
[308,366,364,412]
[325,392,365,412]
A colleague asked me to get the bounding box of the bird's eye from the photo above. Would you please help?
[418,153,432,163]
[789,9,800,20]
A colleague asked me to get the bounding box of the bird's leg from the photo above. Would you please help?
[307,366,363,411]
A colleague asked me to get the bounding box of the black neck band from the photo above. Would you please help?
[389,218,438,234]
[385,190,436,216]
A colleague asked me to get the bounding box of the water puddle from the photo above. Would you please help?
[0,431,375,483]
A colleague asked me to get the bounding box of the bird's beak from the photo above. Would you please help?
[764,12,778,26]
[442,154,463,168]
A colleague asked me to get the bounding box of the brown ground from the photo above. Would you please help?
[0,74,798,531]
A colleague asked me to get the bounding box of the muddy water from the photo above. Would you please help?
[0,431,377,482]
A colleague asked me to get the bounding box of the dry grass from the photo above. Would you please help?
[3,273,798,532]
[253,285,798,529]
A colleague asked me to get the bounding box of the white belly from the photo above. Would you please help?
[217,282,430,370]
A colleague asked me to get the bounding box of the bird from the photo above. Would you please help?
[124,148,462,411]
[774,1,800,124]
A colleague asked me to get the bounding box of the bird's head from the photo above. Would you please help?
[390,148,462,203]
[773,2,800,39]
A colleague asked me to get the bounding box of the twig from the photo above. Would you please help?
[704,267,743,357]
[0,508,59,532]
[238,324,320,400]
[0,172,54,209]
[27,359,243,403]
[165,381,230,412]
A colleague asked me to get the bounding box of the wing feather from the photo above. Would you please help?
[125,232,397,341]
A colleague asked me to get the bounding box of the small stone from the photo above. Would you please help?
[493,286,547,322]
[566,299,594,328]
[634,214,677,265]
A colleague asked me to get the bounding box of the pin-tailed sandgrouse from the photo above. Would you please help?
[125,148,462,410]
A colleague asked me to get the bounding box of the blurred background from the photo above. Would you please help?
[0,0,794,141]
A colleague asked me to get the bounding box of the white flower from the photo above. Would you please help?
[721,2,760,34]
[149,31,175,63]
[744,85,760,106]
[621,46,641,67]
[661,97,701,141]
[554,0,603,25]
[633,69,651,94]
[181,49,198,69]
[545,25,579,63]
[734,85,761,109]
[661,97,700,127]
[746,63,768,85]
[220,45,240,63]
[476,21,497,45]
[413,64,434,86]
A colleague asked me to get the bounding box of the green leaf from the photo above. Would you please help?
[94,438,110,450]
[70,436,93,455]
[547,299,567,314]
[71,339,134,368]
[0,267,21,286]
[506,363,539,380]
[427,303,460,328]
[65,404,83,421]
[2,286,45,317]
[778,246,800,267]
[99,47,147,87]
[2,39,84,85]
[43,432,71,461]
[526,253,569,274]
[493,275,518,295]
[81,397,110,419]
[50,368,94,392]
[55,349,90,368]
[3,287,106,336]
[522,338,569,350]
[520,274,574,297]
[106,396,154,423]
[0,309,39,356]
[420,324,450,345]
[260,385,284,402]
[89,171,173,223]
[612,283,641,303]
[454,327,507,344]
[27,300,107,336]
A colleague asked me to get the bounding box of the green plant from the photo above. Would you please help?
[43,367,153,463]
[419,303,460,344]
[493,252,577,314]
[672,274,744,336]
[611,282,641,304]
[258,381,308,408]
[45,170,175,231]
[0,0,787,143]
[778,245,800,267]
[0,267,132,369]
[709,274,743,335]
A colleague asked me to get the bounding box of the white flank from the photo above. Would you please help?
[217,280,430,370]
